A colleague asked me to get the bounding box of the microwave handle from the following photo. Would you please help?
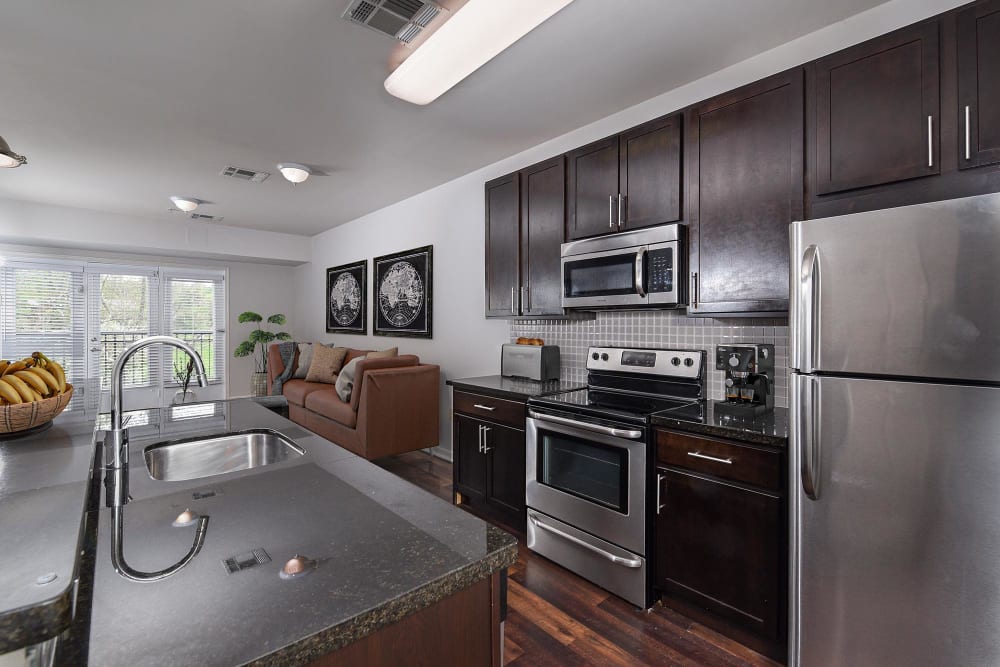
[635,247,646,298]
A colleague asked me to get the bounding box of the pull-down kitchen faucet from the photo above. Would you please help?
[105,335,210,582]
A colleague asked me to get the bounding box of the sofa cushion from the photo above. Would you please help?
[292,343,313,379]
[306,345,348,383]
[344,348,369,365]
[282,379,330,407]
[334,355,365,402]
[367,347,398,360]
[305,389,358,429]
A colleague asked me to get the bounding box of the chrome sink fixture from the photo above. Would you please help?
[104,336,209,582]
[145,430,304,482]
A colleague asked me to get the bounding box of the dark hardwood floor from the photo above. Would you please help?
[376,451,782,667]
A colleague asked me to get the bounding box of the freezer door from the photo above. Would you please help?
[790,374,1000,666]
[789,193,1000,382]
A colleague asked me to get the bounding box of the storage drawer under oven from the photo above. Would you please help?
[453,391,526,429]
[656,430,781,491]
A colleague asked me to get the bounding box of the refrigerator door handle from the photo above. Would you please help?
[798,375,821,501]
[798,245,820,373]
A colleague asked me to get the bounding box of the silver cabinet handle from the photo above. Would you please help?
[473,404,496,411]
[690,272,698,309]
[609,194,616,230]
[927,115,934,168]
[634,247,646,298]
[529,513,642,568]
[688,451,732,465]
[510,286,516,316]
[656,471,667,515]
[965,105,971,161]
[528,410,643,440]
[617,193,625,230]
[477,423,483,453]
[799,245,820,373]
[482,426,492,453]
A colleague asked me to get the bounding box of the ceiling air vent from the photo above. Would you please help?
[220,166,270,183]
[189,213,224,223]
[342,0,442,44]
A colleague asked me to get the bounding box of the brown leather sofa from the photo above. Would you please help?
[267,345,440,460]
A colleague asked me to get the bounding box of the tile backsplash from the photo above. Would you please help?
[510,311,789,407]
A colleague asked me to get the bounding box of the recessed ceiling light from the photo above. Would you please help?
[0,135,27,168]
[277,163,311,184]
[169,196,200,212]
[384,0,576,106]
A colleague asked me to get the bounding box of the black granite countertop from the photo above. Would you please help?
[0,414,99,653]
[447,374,584,401]
[651,402,788,446]
[88,399,517,666]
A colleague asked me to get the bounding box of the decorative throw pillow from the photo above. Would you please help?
[292,343,313,379]
[335,355,366,402]
[366,347,398,360]
[305,345,348,384]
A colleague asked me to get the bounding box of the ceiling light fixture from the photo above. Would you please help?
[0,135,27,168]
[169,196,200,212]
[277,163,311,184]
[384,0,576,106]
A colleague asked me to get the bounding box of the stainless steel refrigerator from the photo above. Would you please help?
[789,193,1000,666]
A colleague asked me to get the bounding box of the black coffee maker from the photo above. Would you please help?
[714,344,775,417]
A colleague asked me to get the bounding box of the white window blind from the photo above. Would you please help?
[0,260,87,411]
[162,269,226,385]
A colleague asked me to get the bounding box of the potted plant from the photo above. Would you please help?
[233,312,291,397]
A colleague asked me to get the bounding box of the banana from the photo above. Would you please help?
[0,361,8,375]
[2,360,28,377]
[14,370,49,396]
[0,380,21,404]
[1,375,35,402]
[27,387,43,402]
[35,354,66,393]
[25,367,59,394]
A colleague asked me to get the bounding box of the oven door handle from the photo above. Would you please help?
[529,514,642,568]
[528,411,644,440]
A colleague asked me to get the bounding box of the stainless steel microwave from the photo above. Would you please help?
[560,225,685,309]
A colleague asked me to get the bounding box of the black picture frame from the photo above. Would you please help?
[373,245,432,339]
[326,260,367,334]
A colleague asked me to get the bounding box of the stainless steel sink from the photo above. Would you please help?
[144,429,305,482]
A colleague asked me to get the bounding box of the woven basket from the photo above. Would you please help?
[0,384,74,434]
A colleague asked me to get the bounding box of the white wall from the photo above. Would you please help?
[299,0,964,458]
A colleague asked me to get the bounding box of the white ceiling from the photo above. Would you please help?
[0,0,887,237]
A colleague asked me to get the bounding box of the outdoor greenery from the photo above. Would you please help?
[233,312,290,373]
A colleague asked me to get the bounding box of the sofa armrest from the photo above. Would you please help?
[349,355,419,412]
[356,364,440,459]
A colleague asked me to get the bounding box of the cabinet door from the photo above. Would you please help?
[656,468,782,639]
[566,136,620,240]
[520,157,565,316]
[687,70,803,316]
[814,22,940,194]
[484,173,520,317]
[483,424,526,528]
[619,114,682,231]
[453,415,488,503]
[958,0,1000,169]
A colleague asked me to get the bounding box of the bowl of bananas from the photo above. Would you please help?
[0,352,73,436]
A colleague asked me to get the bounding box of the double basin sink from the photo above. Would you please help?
[144,429,305,482]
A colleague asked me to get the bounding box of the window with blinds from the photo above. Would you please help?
[163,270,225,385]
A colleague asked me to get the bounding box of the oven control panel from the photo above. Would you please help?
[586,347,703,379]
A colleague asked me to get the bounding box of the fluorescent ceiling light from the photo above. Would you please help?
[384,0,575,106]
[169,196,200,212]
[0,135,27,168]
[277,163,311,184]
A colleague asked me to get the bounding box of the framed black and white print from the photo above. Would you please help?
[326,260,367,334]
[373,245,432,339]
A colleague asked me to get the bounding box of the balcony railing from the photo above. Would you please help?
[100,331,217,388]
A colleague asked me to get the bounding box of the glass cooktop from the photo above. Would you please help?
[529,388,704,426]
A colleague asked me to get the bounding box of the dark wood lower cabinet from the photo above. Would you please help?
[654,429,787,662]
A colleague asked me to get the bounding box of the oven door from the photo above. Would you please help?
[526,411,647,554]
[561,246,648,308]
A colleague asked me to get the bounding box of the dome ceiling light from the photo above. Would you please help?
[277,163,311,184]
[169,196,201,212]
[0,135,27,168]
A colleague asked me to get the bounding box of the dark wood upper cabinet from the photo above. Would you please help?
[484,173,520,317]
[566,136,620,240]
[957,0,1000,169]
[567,114,683,241]
[813,21,940,194]
[687,70,803,317]
[520,156,566,316]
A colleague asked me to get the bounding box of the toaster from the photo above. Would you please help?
[501,344,560,381]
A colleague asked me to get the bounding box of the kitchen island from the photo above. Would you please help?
[2,399,516,666]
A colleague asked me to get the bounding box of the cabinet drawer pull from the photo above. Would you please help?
[688,451,733,465]
[656,472,666,515]
[473,404,496,411]
[478,424,484,453]
[482,426,492,453]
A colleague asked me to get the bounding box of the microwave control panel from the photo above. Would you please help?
[647,248,673,293]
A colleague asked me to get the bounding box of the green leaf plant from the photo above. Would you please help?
[233,311,291,373]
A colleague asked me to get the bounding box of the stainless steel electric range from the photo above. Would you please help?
[525,346,705,608]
